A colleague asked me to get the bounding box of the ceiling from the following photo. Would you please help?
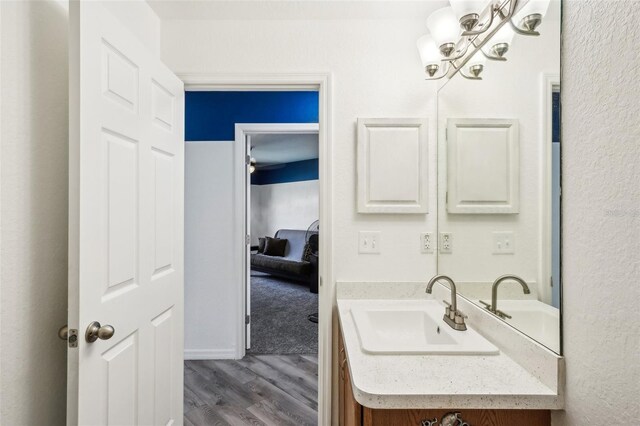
[147,0,448,21]
[250,133,319,165]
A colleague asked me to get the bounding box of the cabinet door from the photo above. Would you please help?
[339,333,345,425]
[343,361,362,426]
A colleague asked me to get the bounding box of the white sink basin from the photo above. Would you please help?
[351,300,499,355]
[489,300,560,353]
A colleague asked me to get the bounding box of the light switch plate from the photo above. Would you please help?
[439,232,453,254]
[420,232,434,253]
[359,231,381,254]
[493,231,515,254]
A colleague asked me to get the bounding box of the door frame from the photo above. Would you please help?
[179,72,333,426]
[235,122,320,352]
[539,73,560,305]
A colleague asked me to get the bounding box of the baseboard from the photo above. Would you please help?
[184,348,237,360]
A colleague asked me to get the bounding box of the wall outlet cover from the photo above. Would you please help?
[420,232,434,253]
[439,232,453,254]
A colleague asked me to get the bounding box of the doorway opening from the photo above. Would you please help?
[241,124,320,355]
[182,81,331,425]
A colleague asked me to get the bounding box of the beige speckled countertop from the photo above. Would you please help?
[337,282,564,410]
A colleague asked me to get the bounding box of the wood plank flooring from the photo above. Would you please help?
[184,355,318,426]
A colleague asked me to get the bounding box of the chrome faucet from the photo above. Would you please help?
[426,275,467,331]
[480,274,531,319]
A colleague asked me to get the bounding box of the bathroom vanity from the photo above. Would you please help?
[336,282,563,426]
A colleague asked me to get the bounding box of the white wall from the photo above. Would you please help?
[161,14,440,286]
[553,0,640,424]
[102,0,161,56]
[437,13,561,302]
[0,1,69,424]
[184,142,238,359]
[251,180,319,244]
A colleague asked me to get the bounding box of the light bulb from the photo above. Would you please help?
[417,34,442,76]
[513,0,551,32]
[450,0,492,31]
[426,7,460,57]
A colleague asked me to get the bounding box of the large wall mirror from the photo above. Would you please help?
[436,0,562,353]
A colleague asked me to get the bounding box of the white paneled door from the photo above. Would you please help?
[68,2,184,425]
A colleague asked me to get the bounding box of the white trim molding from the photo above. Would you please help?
[235,122,320,355]
[184,349,237,361]
[180,72,333,426]
[539,73,560,305]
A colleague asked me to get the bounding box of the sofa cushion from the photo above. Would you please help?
[264,237,287,256]
[274,229,309,261]
[251,254,312,276]
[258,237,266,253]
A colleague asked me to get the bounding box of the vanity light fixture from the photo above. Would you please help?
[417,0,551,81]
[483,24,515,60]
[425,7,460,57]
[510,0,551,35]
[462,50,487,80]
[450,0,492,31]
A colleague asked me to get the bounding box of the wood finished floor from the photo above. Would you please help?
[184,355,318,426]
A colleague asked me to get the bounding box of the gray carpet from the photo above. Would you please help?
[248,272,318,354]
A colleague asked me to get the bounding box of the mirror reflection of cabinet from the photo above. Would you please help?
[436,0,562,354]
[446,118,519,214]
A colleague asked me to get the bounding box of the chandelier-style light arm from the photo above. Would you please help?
[473,38,508,61]
[424,62,451,80]
[509,17,540,36]
[459,68,483,80]
[441,41,471,62]
[480,48,507,61]
[461,4,496,37]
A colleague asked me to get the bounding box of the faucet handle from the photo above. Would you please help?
[479,300,492,310]
[442,300,452,307]
[454,310,467,325]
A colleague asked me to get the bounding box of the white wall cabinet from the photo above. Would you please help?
[357,118,429,214]
[446,118,519,214]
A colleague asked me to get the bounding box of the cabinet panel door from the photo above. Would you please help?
[343,363,362,426]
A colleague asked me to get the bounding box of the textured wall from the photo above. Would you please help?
[0,1,69,424]
[554,0,640,423]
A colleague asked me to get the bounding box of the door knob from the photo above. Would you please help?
[85,321,115,343]
[58,325,69,340]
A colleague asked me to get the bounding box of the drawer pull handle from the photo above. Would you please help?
[420,412,470,426]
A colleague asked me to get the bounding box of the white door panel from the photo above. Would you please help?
[69,2,184,425]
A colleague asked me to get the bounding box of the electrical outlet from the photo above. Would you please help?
[439,232,453,254]
[493,231,515,254]
[359,231,381,254]
[420,232,434,253]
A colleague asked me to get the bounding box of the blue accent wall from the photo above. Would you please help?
[251,159,319,185]
[185,91,319,141]
[552,91,561,143]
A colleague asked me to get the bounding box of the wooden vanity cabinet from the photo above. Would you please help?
[338,329,551,426]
